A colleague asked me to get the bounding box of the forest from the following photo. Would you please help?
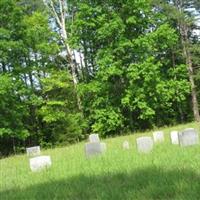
[0,0,200,156]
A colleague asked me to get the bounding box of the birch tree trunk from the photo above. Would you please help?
[43,0,82,111]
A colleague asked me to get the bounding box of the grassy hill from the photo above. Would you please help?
[1,122,200,200]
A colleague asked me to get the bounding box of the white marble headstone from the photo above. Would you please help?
[29,156,51,172]
[26,146,40,157]
[153,131,164,143]
[136,137,153,153]
[85,142,106,157]
[179,128,199,147]
[170,131,179,145]
[122,141,130,150]
[89,134,100,143]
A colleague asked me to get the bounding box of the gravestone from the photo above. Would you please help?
[153,131,164,143]
[85,142,106,157]
[85,134,106,158]
[122,141,130,150]
[29,156,51,172]
[136,137,153,153]
[26,146,40,157]
[170,131,179,145]
[89,134,100,143]
[179,128,199,147]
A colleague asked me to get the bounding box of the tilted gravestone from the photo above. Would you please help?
[122,141,130,150]
[85,142,106,157]
[26,146,40,157]
[136,137,154,153]
[178,128,199,147]
[89,134,100,143]
[153,131,164,143]
[170,131,179,145]
[29,156,52,172]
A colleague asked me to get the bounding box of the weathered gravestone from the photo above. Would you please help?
[136,137,153,153]
[178,128,199,147]
[170,131,179,145]
[89,134,100,143]
[26,146,40,157]
[29,156,52,172]
[85,134,106,157]
[122,141,130,150]
[153,131,164,143]
[85,142,106,157]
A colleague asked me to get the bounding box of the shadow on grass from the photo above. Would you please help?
[1,167,200,200]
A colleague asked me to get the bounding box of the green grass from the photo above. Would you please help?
[1,122,200,200]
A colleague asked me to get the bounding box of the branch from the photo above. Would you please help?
[59,0,63,20]
[44,0,62,28]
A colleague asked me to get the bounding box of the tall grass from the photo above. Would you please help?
[0,122,200,200]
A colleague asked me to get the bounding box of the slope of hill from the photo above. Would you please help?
[0,122,200,200]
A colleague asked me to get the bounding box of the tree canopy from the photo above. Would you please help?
[0,0,199,156]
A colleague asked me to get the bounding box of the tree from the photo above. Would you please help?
[42,0,82,111]
[175,0,200,121]
[152,0,200,121]
[39,70,85,145]
[0,0,199,156]
[73,0,191,134]
[0,75,29,155]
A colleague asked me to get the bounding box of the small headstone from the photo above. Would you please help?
[153,131,164,143]
[179,128,199,147]
[89,134,100,143]
[136,136,153,153]
[122,141,130,150]
[29,156,51,172]
[85,142,106,157]
[26,146,40,157]
[170,131,179,145]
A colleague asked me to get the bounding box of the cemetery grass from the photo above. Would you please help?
[1,122,200,200]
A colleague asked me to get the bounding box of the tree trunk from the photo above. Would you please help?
[62,32,82,111]
[44,0,82,111]
[183,41,200,121]
[175,0,200,122]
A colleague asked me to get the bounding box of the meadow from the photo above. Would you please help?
[1,122,200,200]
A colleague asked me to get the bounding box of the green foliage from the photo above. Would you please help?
[0,0,199,155]
[91,107,124,136]
[0,74,29,139]
[22,11,59,54]
[39,70,85,145]
[76,0,192,131]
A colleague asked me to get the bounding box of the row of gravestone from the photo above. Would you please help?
[85,128,199,155]
[129,128,199,153]
[26,134,106,172]
[26,128,199,172]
